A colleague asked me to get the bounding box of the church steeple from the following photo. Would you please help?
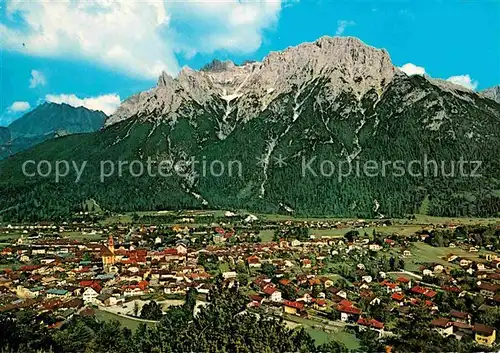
[108,234,115,254]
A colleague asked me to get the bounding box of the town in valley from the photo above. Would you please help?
[0,210,498,352]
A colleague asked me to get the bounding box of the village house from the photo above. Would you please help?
[282,300,304,315]
[82,287,100,304]
[357,317,384,337]
[247,255,262,268]
[46,289,70,299]
[460,259,472,267]
[431,318,454,337]
[410,286,437,299]
[477,282,498,299]
[176,243,188,255]
[472,324,496,346]
[328,287,347,299]
[297,292,313,303]
[433,264,444,274]
[381,280,401,293]
[263,285,282,302]
[391,292,405,303]
[368,244,382,252]
[312,298,327,311]
[337,300,361,322]
[222,271,237,280]
[301,258,312,268]
[449,310,471,325]
[422,269,433,277]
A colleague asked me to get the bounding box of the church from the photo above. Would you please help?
[101,234,116,272]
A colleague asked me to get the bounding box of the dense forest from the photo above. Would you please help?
[1,74,500,221]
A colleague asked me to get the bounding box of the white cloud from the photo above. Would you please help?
[399,63,426,76]
[8,101,31,113]
[1,0,283,79]
[335,20,355,36]
[398,64,478,90]
[0,102,31,126]
[446,75,478,90]
[45,94,121,116]
[165,1,282,57]
[29,69,46,88]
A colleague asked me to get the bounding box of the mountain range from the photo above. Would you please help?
[0,103,106,160]
[1,36,499,221]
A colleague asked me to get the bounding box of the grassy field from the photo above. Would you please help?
[0,233,22,241]
[405,214,500,225]
[100,214,133,225]
[218,262,231,273]
[403,242,496,272]
[284,314,360,349]
[0,231,104,243]
[259,229,275,242]
[311,224,426,239]
[258,212,500,225]
[305,328,360,350]
[63,232,104,241]
[94,309,155,331]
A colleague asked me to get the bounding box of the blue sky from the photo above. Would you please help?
[1,0,499,126]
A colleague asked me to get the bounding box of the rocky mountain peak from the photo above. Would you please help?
[201,59,236,73]
[106,36,396,127]
[480,85,500,104]
[157,71,175,87]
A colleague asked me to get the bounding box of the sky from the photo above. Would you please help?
[1,0,499,126]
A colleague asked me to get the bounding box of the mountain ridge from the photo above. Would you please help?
[480,85,500,104]
[8,102,106,139]
[0,102,106,160]
[1,36,499,221]
[107,36,395,132]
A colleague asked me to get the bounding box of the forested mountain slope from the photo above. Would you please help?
[0,37,499,221]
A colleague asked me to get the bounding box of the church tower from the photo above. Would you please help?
[108,234,115,254]
[102,234,116,272]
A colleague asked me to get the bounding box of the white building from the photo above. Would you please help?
[82,287,99,303]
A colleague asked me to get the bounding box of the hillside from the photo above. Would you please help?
[0,37,499,221]
[0,127,10,145]
[8,102,106,139]
[0,103,106,160]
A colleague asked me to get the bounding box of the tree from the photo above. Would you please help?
[315,340,348,353]
[261,263,277,278]
[0,290,347,353]
[133,301,140,317]
[477,306,500,327]
[140,301,163,320]
[344,230,359,243]
[358,328,384,353]
[82,252,92,262]
[312,284,322,298]
[184,288,197,314]
[237,272,249,286]
[389,256,396,271]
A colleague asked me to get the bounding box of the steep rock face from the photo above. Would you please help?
[107,36,395,137]
[481,86,500,104]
